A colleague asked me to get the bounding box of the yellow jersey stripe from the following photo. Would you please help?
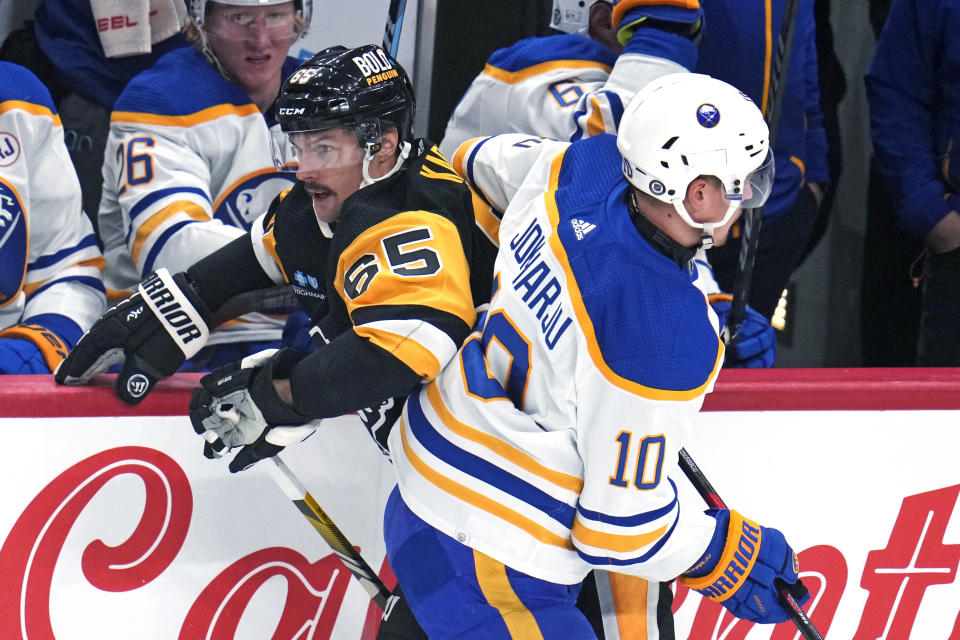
[420,165,464,183]
[132,200,210,265]
[261,225,287,281]
[111,103,261,128]
[426,382,584,494]
[790,155,805,175]
[355,324,444,380]
[425,151,457,174]
[543,151,723,400]
[22,257,107,297]
[586,97,606,137]
[452,137,489,178]
[571,517,670,553]
[483,60,612,85]
[474,550,545,639]
[0,100,61,125]
[471,187,501,246]
[400,420,575,550]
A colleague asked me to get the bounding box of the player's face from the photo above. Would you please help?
[205,2,297,96]
[700,179,746,247]
[290,128,366,225]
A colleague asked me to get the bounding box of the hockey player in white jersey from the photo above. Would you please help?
[96,0,311,371]
[0,62,106,374]
[440,0,775,372]
[385,73,809,638]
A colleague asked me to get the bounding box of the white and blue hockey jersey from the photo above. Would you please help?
[0,62,106,370]
[439,34,691,159]
[98,46,298,346]
[390,133,722,585]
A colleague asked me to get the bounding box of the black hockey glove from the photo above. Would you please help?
[55,268,212,405]
[189,347,320,473]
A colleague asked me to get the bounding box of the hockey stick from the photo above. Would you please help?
[677,447,824,640]
[720,0,801,355]
[262,455,396,613]
[381,0,408,58]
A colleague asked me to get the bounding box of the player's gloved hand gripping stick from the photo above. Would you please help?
[678,448,824,639]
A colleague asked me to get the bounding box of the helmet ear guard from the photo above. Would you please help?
[617,73,772,242]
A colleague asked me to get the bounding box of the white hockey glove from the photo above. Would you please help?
[188,347,321,473]
[55,268,211,404]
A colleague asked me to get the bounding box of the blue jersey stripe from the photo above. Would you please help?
[575,509,680,567]
[142,219,197,275]
[407,392,576,528]
[29,275,105,300]
[576,478,679,527]
[30,234,98,270]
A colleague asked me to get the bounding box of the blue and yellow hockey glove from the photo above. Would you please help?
[679,509,810,624]
[0,318,77,373]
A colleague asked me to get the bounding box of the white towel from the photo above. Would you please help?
[90,0,186,58]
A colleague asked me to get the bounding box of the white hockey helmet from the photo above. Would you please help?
[550,0,603,34]
[187,0,312,37]
[617,73,773,241]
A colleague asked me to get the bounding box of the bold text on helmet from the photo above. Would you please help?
[352,50,394,78]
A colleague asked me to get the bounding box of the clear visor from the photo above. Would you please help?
[720,149,775,209]
[205,6,302,44]
[270,126,368,173]
[269,124,299,172]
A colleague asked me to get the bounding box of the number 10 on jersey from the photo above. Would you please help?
[609,432,666,490]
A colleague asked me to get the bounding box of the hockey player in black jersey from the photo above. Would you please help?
[57,44,494,445]
[56,45,497,637]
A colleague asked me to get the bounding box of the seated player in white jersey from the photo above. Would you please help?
[0,62,106,374]
[96,0,312,372]
[384,73,810,639]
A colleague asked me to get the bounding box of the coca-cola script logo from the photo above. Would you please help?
[0,447,357,639]
[3,446,959,638]
[0,446,192,639]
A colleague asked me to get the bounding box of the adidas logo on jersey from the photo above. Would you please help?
[571,218,596,240]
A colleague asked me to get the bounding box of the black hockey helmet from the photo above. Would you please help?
[277,44,415,149]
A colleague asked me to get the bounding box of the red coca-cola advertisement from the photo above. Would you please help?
[1,370,958,639]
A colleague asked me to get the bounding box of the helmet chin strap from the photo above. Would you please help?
[700,223,716,249]
[360,141,412,188]
[673,199,740,249]
[313,141,413,240]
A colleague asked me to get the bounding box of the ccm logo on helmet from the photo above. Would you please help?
[278,107,305,115]
[352,49,399,86]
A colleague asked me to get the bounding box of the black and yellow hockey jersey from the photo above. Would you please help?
[242,139,497,440]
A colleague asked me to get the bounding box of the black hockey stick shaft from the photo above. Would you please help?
[264,456,395,611]
[721,0,801,353]
[382,0,408,58]
[677,448,824,640]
